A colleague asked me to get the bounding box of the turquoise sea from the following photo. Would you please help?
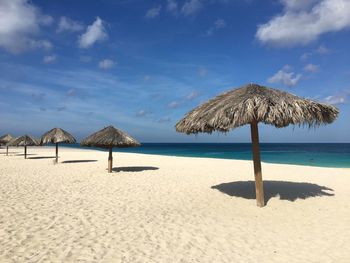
[64,143,350,168]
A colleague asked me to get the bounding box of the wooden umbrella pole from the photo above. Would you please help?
[24,146,27,159]
[55,143,58,163]
[108,147,113,173]
[250,119,265,207]
[6,146,9,156]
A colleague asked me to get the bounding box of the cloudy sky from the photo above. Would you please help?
[0,0,349,142]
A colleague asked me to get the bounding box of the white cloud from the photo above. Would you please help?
[165,0,204,17]
[324,93,349,105]
[300,45,331,60]
[98,59,115,70]
[206,18,226,36]
[158,116,171,123]
[57,16,83,33]
[304,63,320,73]
[0,0,53,53]
[43,55,56,64]
[186,91,199,100]
[79,17,108,48]
[165,0,205,17]
[167,91,199,109]
[256,0,350,47]
[166,0,178,14]
[145,5,162,19]
[40,15,54,26]
[168,101,181,108]
[28,39,53,50]
[268,65,302,87]
[198,67,208,77]
[136,109,148,117]
[300,53,310,61]
[181,0,202,16]
[279,0,317,11]
[315,44,331,54]
[281,64,292,71]
[214,18,226,28]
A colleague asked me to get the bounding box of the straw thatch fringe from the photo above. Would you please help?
[6,137,18,146]
[176,84,339,134]
[8,135,39,146]
[81,126,140,148]
[41,128,76,145]
[0,134,13,145]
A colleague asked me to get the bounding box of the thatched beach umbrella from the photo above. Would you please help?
[81,126,140,173]
[41,128,76,163]
[0,134,14,156]
[8,135,40,159]
[176,84,339,207]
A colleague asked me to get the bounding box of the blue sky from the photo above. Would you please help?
[0,0,349,142]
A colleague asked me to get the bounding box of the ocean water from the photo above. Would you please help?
[63,143,350,168]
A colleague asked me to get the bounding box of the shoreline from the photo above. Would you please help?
[3,144,349,169]
[63,145,350,170]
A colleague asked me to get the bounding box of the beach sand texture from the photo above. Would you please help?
[1,146,350,263]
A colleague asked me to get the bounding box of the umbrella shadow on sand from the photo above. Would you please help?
[0,152,20,155]
[112,166,159,172]
[211,180,334,204]
[28,156,56,159]
[62,160,97,164]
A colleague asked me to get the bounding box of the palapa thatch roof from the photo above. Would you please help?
[0,134,14,145]
[6,137,18,146]
[8,135,39,147]
[41,128,76,145]
[176,83,339,134]
[81,126,140,148]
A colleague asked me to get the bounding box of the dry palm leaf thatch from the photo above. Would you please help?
[40,128,76,163]
[41,128,76,144]
[0,134,14,156]
[81,126,140,149]
[81,126,140,173]
[8,135,39,147]
[176,83,339,207]
[0,134,13,145]
[8,135,40,159]
[176,84,338,134]
[6,137,18,146]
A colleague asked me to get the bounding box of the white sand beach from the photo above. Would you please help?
[0,146,350,263]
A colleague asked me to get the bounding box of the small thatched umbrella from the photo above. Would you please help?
[0,134,14,156]
[176,84,339,207]
[41,128,76,163]
[8,135,40,159]
[81,126,140,173]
